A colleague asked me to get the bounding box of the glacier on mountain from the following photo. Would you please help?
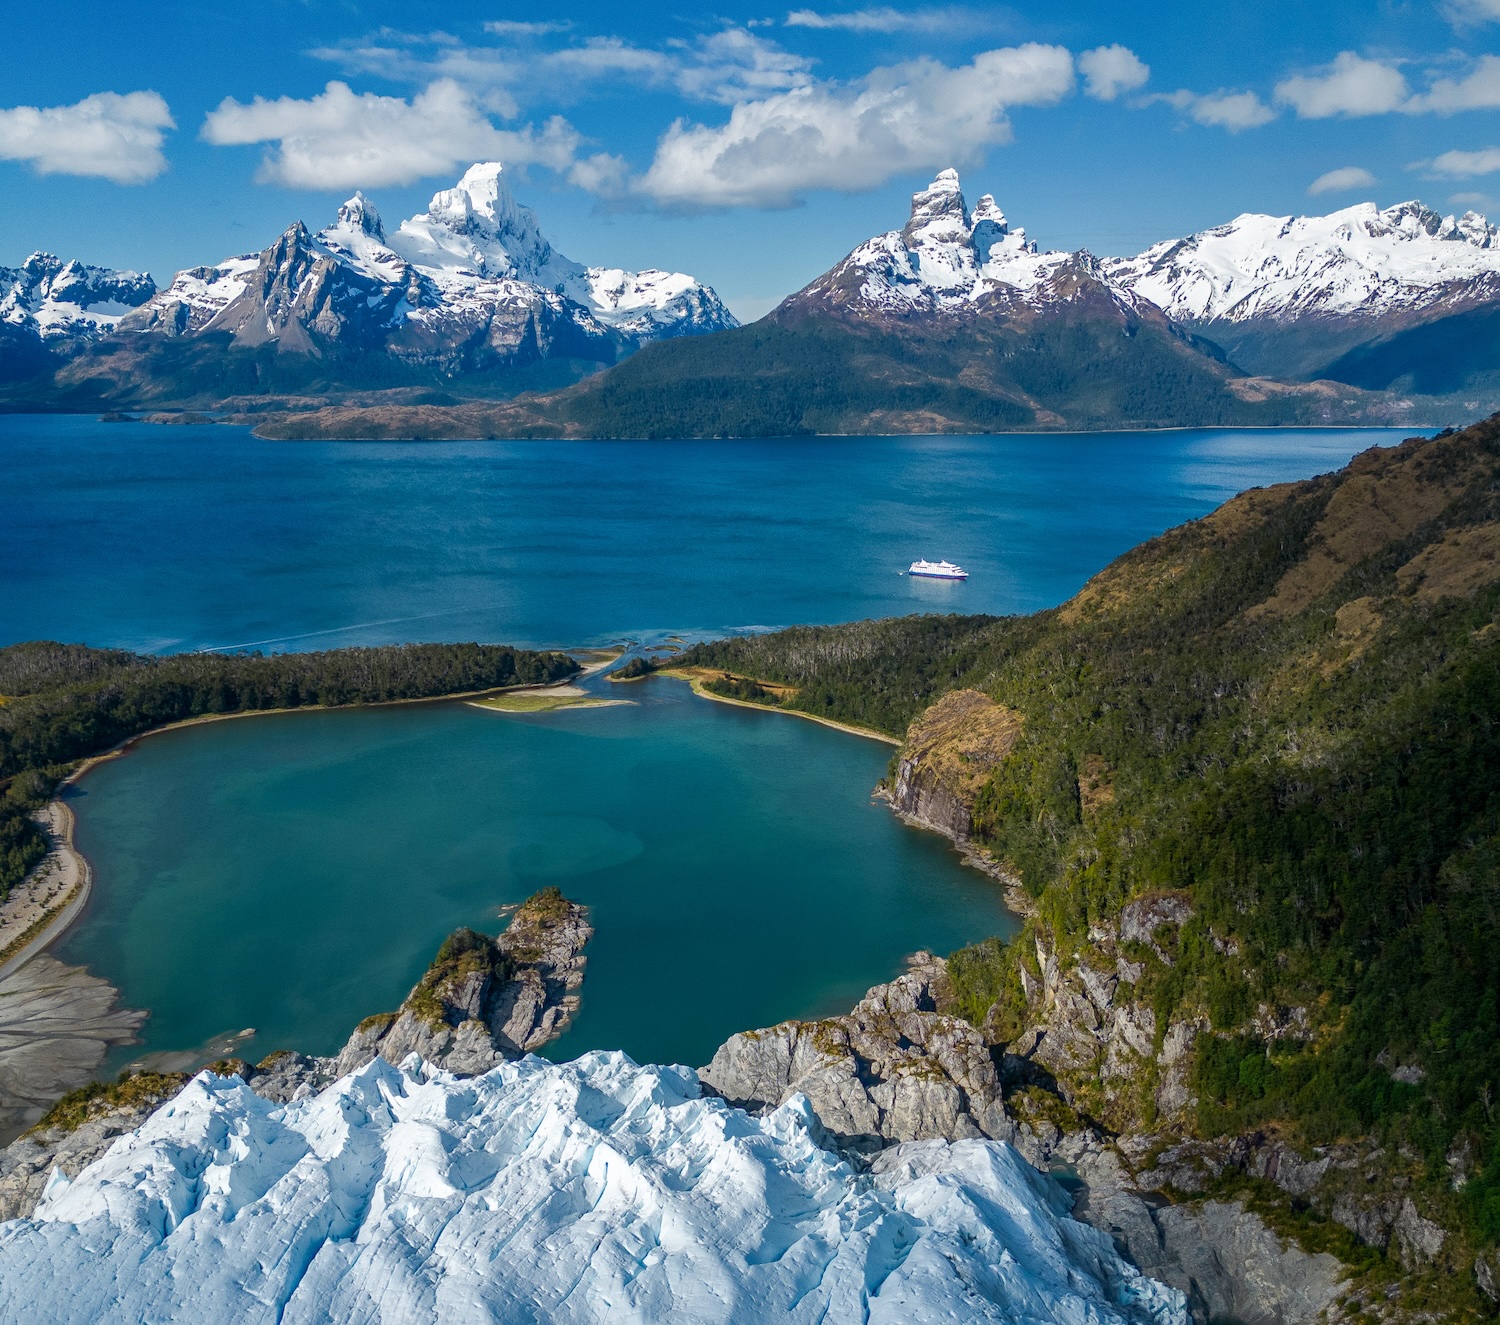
[787,168,1150,319]
[1104,200,1500,325]
[0,252,155,340]
[0,1051,1187,1325]
[132,162,737,357]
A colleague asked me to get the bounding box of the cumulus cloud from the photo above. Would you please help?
[1150,88,1276,131]
[1429,146,1500,176]
[635,43,1075,209]
[1410,54,1500,113]
[201,79,582,189]
[1078,45,1149,101]
[1308,165,1376,195]
[1275,52,1409,118]
[1444,0,1500,24]
[0,90,173,184]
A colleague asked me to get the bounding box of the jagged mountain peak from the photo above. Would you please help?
[118,160,737,367]
[1,250,155,340]
[394,161,560,284]
[336,192,385,242]
[903,168,970,246]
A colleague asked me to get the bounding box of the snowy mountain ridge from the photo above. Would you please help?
[133,162,737,355]
[785,168,1151,319]
[0,253,155,340]
[1103,200,1500,326]
[0,1051,1187,1325]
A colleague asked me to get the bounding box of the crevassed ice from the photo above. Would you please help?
[0,1052,1187,1325]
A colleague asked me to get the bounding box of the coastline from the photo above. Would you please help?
[0,671,598,975]
[653,668,900,746]
[0,801,91,982]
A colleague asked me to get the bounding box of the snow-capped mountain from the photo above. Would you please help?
[127,163,736,374]
[1,253,155,341]
[1107,201,1500,326]
[781,168,1152,322]
[1103,201,1500,384]
[0,1052,1187,1324]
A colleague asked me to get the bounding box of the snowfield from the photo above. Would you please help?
[0,1051,1186,1324]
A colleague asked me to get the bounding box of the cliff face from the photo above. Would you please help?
[886,688,1021,841]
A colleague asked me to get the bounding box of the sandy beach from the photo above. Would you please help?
[654,668,900,745]
[0,802,91,981]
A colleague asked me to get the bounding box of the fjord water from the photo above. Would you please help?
[0,415,1419,652]
[60,680,1017,1071]
[4,415,1427,1070]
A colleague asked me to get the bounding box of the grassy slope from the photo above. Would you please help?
[675,415,1500,1277]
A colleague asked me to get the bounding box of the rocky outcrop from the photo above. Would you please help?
[886,689,1021,841]
[700,953,1011,1150]
[0,1071,185,1221]
[1075,1146,1347,1325]
[331,888,591,1079]
[701,955,1354,1325]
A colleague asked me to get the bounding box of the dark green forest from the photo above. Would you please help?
[668,417,1500,1267]
[0,641,577,898]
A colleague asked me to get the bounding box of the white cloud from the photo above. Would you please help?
[1450,190,1496,207]
[0,90,173,184]
[1410,54,1500,112]
[1444,0,1500,24]
[311,26,813,110]
[482,20,571,37]
[635,43,1075,209]
[1429,145,1500,176]
[1274,52,1409,118]
[1150,88,1276,131]
[1308,165,1376,195]
[784,6,982,33]
[201,80,581,189]
[1077,45,1149,101]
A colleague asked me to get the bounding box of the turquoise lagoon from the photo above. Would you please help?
[2,416,1431,1069]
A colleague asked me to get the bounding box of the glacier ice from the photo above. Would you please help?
[0,1051,1187,1324]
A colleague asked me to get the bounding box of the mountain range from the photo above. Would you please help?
[0,163,736,407]
[3,164,1497,434]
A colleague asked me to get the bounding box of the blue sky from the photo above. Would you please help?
[3,0,1500,319]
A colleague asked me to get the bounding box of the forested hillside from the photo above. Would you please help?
[671,414,1500,1309]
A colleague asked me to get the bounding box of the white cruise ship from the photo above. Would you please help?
[908,558,969,580]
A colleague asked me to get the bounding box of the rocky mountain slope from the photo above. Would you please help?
[0,163,734,407]
[664,411,1500,1320]
[0,254,155,383]
[1105,200,1500,394]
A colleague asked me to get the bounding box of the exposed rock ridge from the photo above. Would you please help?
[700,952,1011,1150]
[329,886,592,1079]
[699,956,1349,1324]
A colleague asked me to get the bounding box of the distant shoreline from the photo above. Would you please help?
[651,668,900,746]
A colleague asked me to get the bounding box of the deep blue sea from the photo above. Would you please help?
[2,416,1429,1070]
[0,415,1422,653]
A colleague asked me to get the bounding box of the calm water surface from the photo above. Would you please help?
[4,416,1429,1068]
[60,679,1013,1072]
[0,416,1423,652]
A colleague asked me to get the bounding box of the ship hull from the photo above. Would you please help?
[909,570,968,580]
